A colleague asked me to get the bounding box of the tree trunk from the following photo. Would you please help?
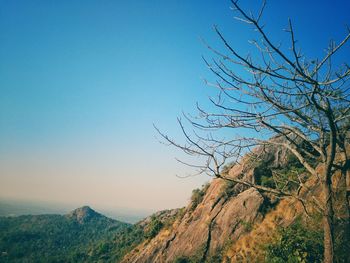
[337,167,350,261]
[323,177,335,263]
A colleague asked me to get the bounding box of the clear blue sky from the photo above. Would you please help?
[1,0,349,213]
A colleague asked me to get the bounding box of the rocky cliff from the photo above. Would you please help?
[121,141,349,262]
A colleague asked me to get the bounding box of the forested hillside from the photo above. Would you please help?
[0,206,137,262]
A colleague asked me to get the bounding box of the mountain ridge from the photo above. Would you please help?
[120,141,349,262]
[0,206,131,262]
[66,205,104,224]
[1,141,349,262]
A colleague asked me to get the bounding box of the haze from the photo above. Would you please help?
[1,0,349,214]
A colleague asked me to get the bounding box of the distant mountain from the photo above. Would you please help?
[0,141,332,263]
[0,200,72,217]
[0,206,137,262]
[66,206,106,223]
[0,200,148,223]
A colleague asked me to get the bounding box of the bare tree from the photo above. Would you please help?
[156,1,350,262]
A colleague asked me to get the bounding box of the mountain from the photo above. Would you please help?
[0,206,131,262]
[120,142,349,262]
[1,141,348,262]
[66,206,104,223]
[0,200,149,224]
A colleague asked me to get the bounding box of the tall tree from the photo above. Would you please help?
[156,1,350,262]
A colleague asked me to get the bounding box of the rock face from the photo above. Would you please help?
[122,176,265,262]
[120,139,315,263]
[66,206,102,224]
[120,140,350,262]
[138,209,181,229]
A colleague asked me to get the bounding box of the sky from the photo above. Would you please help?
[1,0,349,215]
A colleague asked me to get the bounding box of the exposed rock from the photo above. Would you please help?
[138,209,181,228]
[66,206,102,224]
[122,179,264,262]
[120,141,304,262]
[225,197,304,262]
[121,141,350,262]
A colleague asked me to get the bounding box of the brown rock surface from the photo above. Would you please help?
[121,142,350,262]
[122,179,264,263]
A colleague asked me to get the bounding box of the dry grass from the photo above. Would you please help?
[224,198,303,263]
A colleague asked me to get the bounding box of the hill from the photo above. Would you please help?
[0,206,132,262]
[1,142,348,262]
[120,142,349,262]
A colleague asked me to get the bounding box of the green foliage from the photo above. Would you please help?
[173,253,202,263]
[221,162,234,174]
[175,207,186,221]
[265,218,323,263]
[0,208,192,262]
[88,224,145,262]
[253,159,274,188]
[173,245,224,263]
[206,247,224,263]
[255,153,307,191]
[190,183,209,211]
[173,256,193,263]
[240,220,253,232]
[333,218,350,262]
[272,154,306,191]
[173,244,206,263]
[221,180,236,198]
[173,253,222,263]
[0,213,142,263]
[144,215,163,239]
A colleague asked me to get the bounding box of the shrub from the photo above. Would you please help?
[144,216,163,239]
[254,152,307,191]
[240,220,253,232]
[173,256,192,263]
[265,218,323,263]
[190,183,209,211]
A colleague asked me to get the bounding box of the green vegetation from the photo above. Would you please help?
[172,243,227,263]
[173,207,186,222]
[254,153,307,191]
[144,215,163,239]
[220,162,234,175]
[221,180,236,198]
[173,249,223,263]
[173,253,202,263]
[0,208,145,262]
[173,256,193,263]
[265,218,323,263]
[190,183,210,211]
[240,220,253,232]
[88,224,145,262]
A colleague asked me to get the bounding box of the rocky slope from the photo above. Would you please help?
[121,142,349,263]
[1,142,348,262]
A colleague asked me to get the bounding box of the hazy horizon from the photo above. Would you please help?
[1,1,349,212]
[0,197,152,223]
